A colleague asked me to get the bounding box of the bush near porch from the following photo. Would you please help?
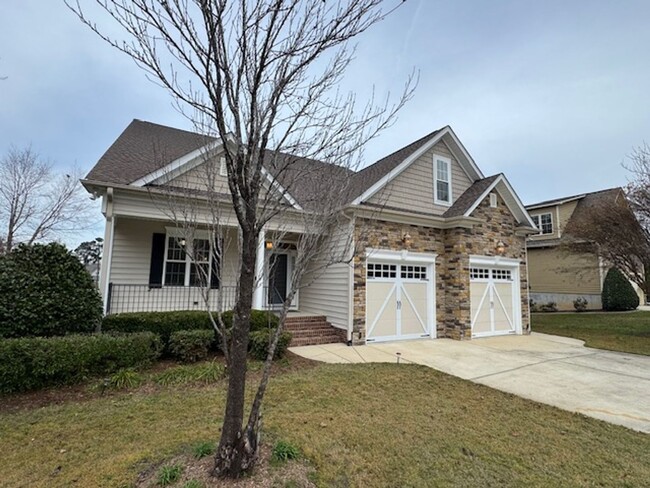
[0,332,162,393]
[102,309,281,349]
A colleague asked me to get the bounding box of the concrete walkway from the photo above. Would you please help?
[289,333,650,433]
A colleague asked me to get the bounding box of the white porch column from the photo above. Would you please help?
[252,229,266,309]
[99,188,115,314]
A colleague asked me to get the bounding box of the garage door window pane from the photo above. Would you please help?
[401,265,427,280]
[492,269,512,281]
[470,268,490,280]
[367,263,397,279]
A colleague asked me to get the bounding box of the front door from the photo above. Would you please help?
[268,254,288,305]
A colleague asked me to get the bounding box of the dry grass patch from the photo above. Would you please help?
[532,310,650,355]
[1,358,648,487]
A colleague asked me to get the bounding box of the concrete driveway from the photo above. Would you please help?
[289,333,650,433]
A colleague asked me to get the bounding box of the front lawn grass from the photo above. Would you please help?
[532,310,650,355]
[1,359,649,487]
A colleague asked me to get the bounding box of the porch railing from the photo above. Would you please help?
[106,283,237,314]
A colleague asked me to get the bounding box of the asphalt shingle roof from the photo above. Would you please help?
[86,120,493,214]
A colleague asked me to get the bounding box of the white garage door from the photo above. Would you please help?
[366,262,434,342]
[470,265,519,337]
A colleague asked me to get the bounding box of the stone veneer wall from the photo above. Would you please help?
[353,193,530,344]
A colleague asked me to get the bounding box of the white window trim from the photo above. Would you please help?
[163,228,213,287]
[531,212,554,235]
[433,154,452,206]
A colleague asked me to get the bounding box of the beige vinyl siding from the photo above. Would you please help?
[298,220,353,330]
[367,141,473,215]
[527,247,601,295]
[110,217,239,287]
[557,200,578,236]
[165,158,231,193]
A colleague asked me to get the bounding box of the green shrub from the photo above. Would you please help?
[271,439,300,463]
[0,332,162,393]
[102,310,279,349]
[0,243,103,338]
[157,464,182,486]
[249,328,292,361]
[573,296,588,312]
[602,268,640,311]
[169,329,215,363]
[191,440,215,459]
[539,301,558,312]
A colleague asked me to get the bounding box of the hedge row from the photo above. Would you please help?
[0,332,162,393]
[102,310,281,347]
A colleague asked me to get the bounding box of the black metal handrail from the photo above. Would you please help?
[106,283,238,314]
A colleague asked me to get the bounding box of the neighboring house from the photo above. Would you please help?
[83,120,537,345]
[525,188,645,311]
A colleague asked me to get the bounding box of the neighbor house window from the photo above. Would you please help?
[434,156,452,205]
[531,213,553,235]
[164,233,212,286]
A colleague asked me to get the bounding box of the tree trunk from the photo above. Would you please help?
[212,225,259,477]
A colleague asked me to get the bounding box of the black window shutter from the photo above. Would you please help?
[149,233,166,288]
[210,236,221,289]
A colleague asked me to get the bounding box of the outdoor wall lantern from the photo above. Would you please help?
[402,233,412,246]
[265,241,273,250]
[495,240,506,255]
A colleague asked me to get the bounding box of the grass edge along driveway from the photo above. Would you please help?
[1,360,649,487]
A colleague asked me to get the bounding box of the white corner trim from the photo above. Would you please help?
[131,139,224,186]
[365,248,438,264]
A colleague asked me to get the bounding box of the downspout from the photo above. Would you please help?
[342,209,355,345]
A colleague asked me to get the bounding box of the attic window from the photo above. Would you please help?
[489,193,498,208]
[531,213,553,235]
[219,157,227,177]
[434,155,452,205]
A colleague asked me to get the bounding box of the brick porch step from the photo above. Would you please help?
[283,315,346,347]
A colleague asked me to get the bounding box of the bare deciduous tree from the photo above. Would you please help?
[0,146,91,253]
[68,0,413,477]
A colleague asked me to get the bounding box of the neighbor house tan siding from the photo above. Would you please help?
[366,141,473,215]
[298,219,354,331]
[527,247,601,295]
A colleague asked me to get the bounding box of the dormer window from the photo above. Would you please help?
[434,155,452,205]
[531,213,553,235]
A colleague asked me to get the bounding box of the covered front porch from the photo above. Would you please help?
[102,216,303,315]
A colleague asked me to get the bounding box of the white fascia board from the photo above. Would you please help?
[351,126,485,206]
[525,195,585,211]
[351,130,448,205]
[131,139,224,186]
[442,126,484,180]
[260,166,302,210]
[463,175,537,228]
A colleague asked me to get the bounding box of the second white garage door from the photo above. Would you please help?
[366,261,435,342]
[470,261,521,337]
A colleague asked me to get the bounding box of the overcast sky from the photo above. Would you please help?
[2,1,650,246]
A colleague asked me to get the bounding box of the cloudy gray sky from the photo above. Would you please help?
[2,0,650,245]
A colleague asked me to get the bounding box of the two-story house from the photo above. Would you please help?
[83,120,537,345]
